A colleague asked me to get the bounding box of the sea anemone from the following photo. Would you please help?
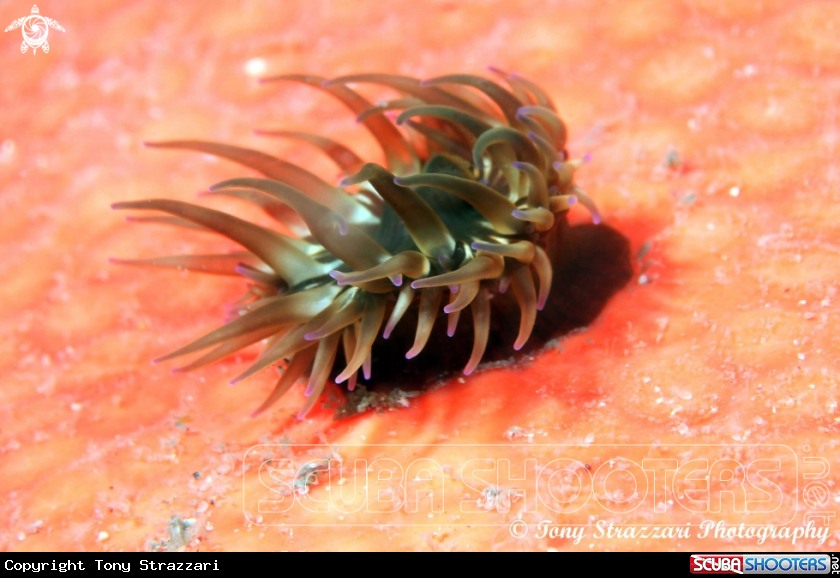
[111,70,605,419]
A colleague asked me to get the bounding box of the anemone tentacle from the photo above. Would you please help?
[113,71,598,418]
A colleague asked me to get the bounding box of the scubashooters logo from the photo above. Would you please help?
[690,554,836,575]
[5,5,64,54]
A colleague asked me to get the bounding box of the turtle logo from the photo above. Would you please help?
[5,5,64,55]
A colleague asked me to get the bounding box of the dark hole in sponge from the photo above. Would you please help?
[331,222,634,417]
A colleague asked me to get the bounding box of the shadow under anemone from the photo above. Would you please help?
[334,221,633,417]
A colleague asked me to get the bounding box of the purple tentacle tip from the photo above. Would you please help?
[332,215,348,236]
[329,270,347,285]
